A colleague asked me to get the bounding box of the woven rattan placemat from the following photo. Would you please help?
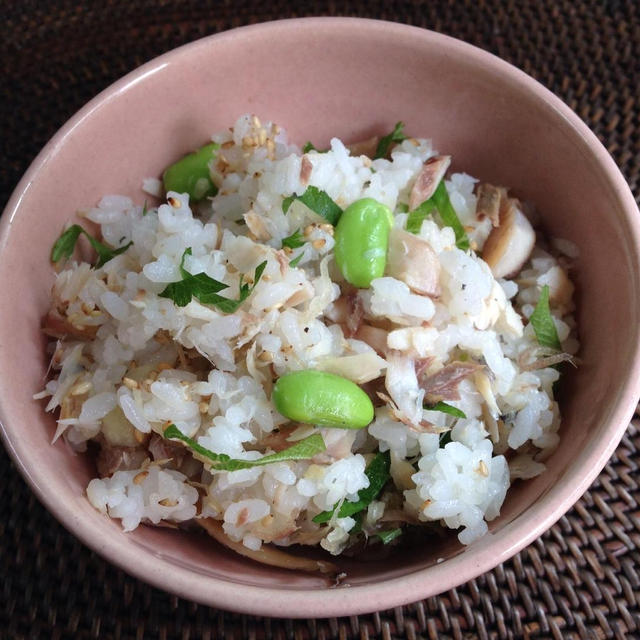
[2,1,639,638]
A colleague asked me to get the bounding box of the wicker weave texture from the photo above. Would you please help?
[1,1,640,638]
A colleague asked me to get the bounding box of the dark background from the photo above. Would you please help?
[2,1,639,638]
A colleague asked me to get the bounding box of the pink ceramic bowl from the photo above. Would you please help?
[1,18,639,617]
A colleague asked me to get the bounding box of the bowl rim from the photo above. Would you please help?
[1,16,640,618]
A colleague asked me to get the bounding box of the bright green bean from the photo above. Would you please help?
[162,142,219,202]
[334,198,394,288]
[271,370,374,429]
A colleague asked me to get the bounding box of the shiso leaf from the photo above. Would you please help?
[289,252,304,268]
[162,141,219,202]
[281,195,295,213]
[405,181,469,250]
[159,247,266,312]
[163,424,326,471]
[51,224,132,268]
[281,186,343,225]
[427,401,467,419]
[313,450,390,523]
[530,284,562,350]
[405,199,436,234]
[281,229,305,249]
[374,121,407,159]
[376,528,402,544]
[51,225,83,263]
[432,181,470,250]
[302,141,328,154]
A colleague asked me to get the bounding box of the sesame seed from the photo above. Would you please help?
[122,377,138,390]
[70,380,92,396]
[477,460,489,476]
[133,471,149,485]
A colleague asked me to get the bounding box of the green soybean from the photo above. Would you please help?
[334,198,394,288]
[271,370,374,429]
[163,142,219,202]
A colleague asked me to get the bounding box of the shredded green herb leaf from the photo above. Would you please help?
[281,195,295,213]
[405,181,469,250]
[396,203,409,213]
[302,141,328,153]
[289,252,304,268]
[159,248,266,312]
[405,199,436,234]
[374,121,407,159]
[432,181,470,250]
[281,229,305,249]
[164,425,325,471]
[51,224,132,268]
[530,284,562,350]
[376,528,402,544]
[439,431,453,447]
[348,511,364,534]
[427,401,467,419]
[141,200,149,216]
[313,451,390,524]
[282,186,343,225]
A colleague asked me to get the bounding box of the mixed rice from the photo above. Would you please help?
[38,115,578,572]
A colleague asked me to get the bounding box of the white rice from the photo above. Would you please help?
[40,115,578,557]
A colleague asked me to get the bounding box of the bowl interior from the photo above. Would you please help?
[1,18,639,616]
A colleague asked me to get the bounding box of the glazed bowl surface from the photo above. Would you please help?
[1,18,639,617]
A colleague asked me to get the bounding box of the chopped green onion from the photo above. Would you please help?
[375,122,407,159]
[51,224,132,269]
[530,285,562,350]
[164,424,325,471]
[313,451,390,523]
[282,186,343,225]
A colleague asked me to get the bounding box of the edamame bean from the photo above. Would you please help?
[334,198,394,288]
[271,370,374,429]
[163,142,219,202]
